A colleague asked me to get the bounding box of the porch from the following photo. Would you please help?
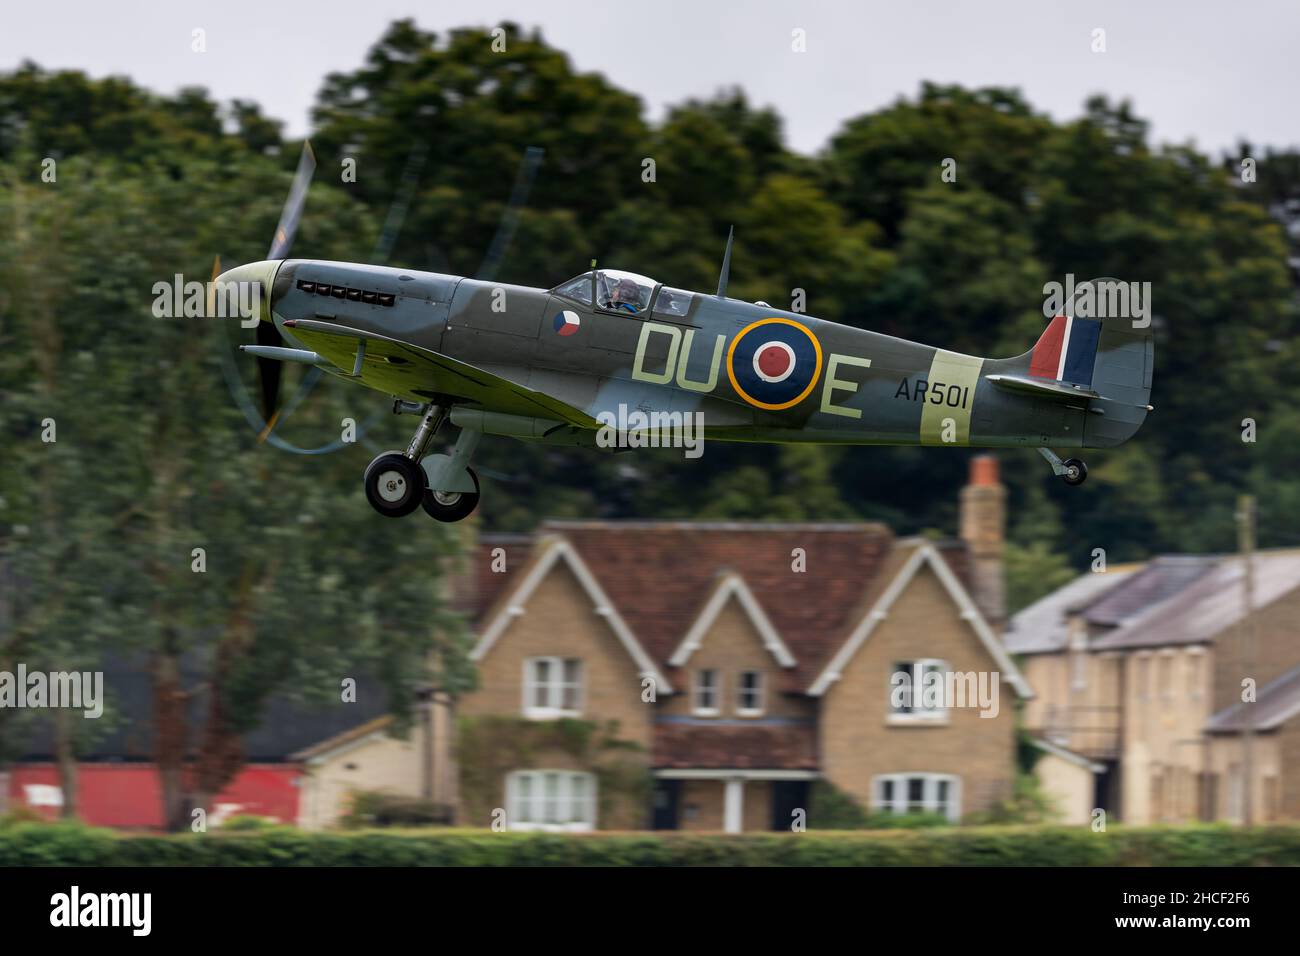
[651,769,818,833]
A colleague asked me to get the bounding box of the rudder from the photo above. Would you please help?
[1028,314,1103,388]
[1013,276,1155,448]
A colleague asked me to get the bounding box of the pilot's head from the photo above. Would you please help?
[614,278,639,305]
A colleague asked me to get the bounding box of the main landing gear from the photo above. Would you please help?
[1038,447,1088,486]
[363,402,482,522]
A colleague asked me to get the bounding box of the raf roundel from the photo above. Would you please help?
[553,310,581,337]
[726,318,823,410]
[753,341,795,383]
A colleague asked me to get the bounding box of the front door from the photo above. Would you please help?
[651,779,680,830]
[770,781,810,831]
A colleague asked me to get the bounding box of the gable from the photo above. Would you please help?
[808,542,1031,698]
[471,536,671,692]
[838,565,998,683]
[543,520,895,686]
[668,574,795,669]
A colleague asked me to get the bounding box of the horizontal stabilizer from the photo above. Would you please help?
[985,373,1100,402]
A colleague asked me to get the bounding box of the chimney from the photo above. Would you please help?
[959,454,1006,632]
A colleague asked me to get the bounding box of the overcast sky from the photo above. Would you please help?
[4,0,1297,157]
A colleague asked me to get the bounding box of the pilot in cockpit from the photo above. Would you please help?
[610,278,642,313]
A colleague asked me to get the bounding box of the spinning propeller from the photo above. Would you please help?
[214,141,543,458]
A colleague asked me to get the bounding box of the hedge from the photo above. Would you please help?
[1,822,1299,865]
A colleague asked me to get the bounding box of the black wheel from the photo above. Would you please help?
[363,449,404,484]
[1062,458,1088,486]
[422,467,480,522]
[364,453,426,517]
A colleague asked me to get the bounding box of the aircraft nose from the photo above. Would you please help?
[212,259,280,323]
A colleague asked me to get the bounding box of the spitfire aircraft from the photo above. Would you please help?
[216,149,1154,523]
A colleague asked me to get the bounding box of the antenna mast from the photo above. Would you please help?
[716,226,734,298]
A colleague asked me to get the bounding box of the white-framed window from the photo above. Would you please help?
[737,670,764,716]
[872,773,961,822]
[506,770,596,831]
[693,669,720,716]
[522,657,583,718]
[889,659,948,719]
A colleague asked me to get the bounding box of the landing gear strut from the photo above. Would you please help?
[420,427,481,523]
[1038,447,1088,486]
[363,403,483,522]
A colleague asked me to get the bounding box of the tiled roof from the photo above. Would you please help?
[456,532,532,620]
[17,651,392,762]
[533,520,896,688]
[1004,566,1139,654]
[467,523,999,693]
[290,715,394,762]
[653,721,818,770]
[1091,550,1300,650]
[1206,663,1300,733]
[1007,550,1300,655]
[1083,556,1218,627]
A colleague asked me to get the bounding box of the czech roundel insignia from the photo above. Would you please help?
[553,310,581,336]
[726,318,823,410]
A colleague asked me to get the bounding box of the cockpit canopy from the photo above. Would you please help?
[595,270,655,314]
[551,269,664,316]
[550,272,595,305]
[551,269,696,318]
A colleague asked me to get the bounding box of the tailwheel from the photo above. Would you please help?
[422,467,480,522]
[1062,458,1088,486]
[364,453,426,517]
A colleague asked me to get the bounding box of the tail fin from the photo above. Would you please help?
[1014,289,1154,447]
[1028,314,1103,387]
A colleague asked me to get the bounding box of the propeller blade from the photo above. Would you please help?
[207,254,222,315]
[267,141,317,261]
[475,145,544,280]
[372,142,429,264]
[255,141,317,431]
[255,319,284,432]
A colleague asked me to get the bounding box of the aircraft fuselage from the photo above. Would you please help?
[266,259,1148,451]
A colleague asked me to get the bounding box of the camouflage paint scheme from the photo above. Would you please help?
[224,258,1153,453]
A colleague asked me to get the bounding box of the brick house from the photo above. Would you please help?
[1006,550,1300,824]
[452,458,1031,831]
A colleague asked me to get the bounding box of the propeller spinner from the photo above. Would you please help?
[216,141,317,433]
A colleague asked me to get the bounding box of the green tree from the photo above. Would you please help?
[0,76,475,828]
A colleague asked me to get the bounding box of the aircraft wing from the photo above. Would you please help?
[280,319,597,427]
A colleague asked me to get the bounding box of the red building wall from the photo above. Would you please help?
[8,763,300,829]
